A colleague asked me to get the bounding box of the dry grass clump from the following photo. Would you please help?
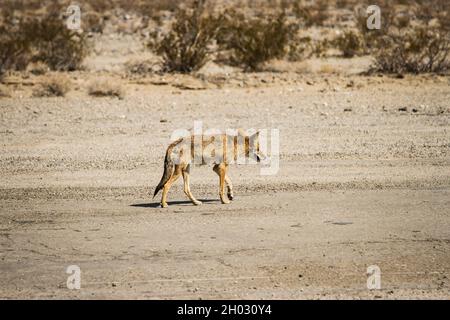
[88,78,125,98]
[0,85,12,98]
[125,58,162,75]
[33,74,72,97]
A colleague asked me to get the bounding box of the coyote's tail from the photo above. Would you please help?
[153,138,184,198]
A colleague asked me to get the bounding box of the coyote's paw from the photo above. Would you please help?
[161,203,169,208]
[193,200,202,206]
[227,192,234,201]
[220,198,231,204]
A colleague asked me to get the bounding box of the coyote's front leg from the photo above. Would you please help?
[224,175,234,200]
[213,163,230,204]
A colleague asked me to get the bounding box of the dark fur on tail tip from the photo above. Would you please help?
[153,138,183,198]
[153,157,173,198]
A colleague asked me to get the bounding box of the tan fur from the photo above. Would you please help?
[153,130,262,208]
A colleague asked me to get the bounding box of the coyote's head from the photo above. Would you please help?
[245,130,267,164]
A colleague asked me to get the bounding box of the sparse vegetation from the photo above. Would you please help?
[292,0,330,27]
[372,26,450,74]
[332,30,365,58]
[0,10,88,76]
[88,79,125,98]
[126,58,161,75]
[33,74,72,97]
[27,62,49,76]
[0,24,28,80]
[148,0,221,73]
[1,0,449,77]
[217,10,296,71]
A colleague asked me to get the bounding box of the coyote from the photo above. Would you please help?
[153,130,264,208]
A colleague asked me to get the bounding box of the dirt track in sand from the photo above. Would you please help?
[1,75,450,299]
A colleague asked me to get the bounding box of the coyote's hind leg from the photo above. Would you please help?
[161,165,181,208]
[182,164,202,206]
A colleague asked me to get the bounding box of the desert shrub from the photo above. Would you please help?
[332,30,366,58]
[33,74,72,97]
[148,0,221,73]
[218,10,296,71]
[311,39,331,58]
[85,0,180,19]
[0,25,29,80]
[0,12,88,76]
[373,26,450,74]
[287,36,314,61]
[292,0,329,27]
[125,58,162,75]
[27,62,49,75]
[88,79,125,98]
[351,1,450,74]
[20,16,88,71]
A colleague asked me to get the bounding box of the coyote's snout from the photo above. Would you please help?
[153,130,264,208]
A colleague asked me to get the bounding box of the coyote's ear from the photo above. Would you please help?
[249,130,259,141]
[237,128,246,137]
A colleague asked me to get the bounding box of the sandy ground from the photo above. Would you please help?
[1,73,450,299]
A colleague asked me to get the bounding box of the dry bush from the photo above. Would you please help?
[85,0,180,19]
[287,36,314,61]
[0,10,88,75]
[148,0,221,73]
[21,15,88,71]
[331,30,366,58]
[311,39,331,58]
[33,74,72,97]
[125,58,162,75]
[218,10,296,71]
[373,26,450,74]
[83,11,106,33]
[88,79,125,98]
[0,25,28,80]
[27,62,49,75]
[351,0,450,74]
[412,0,450,25]
[292,0,329,27]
